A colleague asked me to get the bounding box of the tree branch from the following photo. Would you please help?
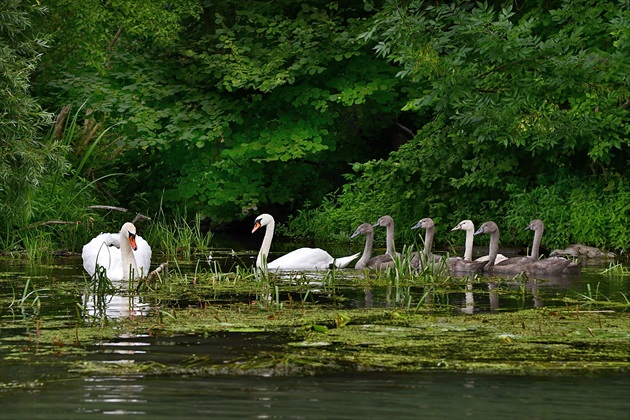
[395,118,416,139]
[88,205,129,212]
[108,27,123,52]
[25,220,79,230]
[88,205,151,224]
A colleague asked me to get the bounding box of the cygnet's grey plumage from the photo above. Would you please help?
[474,221,532,275]
[523,219,581,275]
[351,222,396,270]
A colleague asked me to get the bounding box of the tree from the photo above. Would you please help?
[0,1,67,225]
[299,0,629,249]
[33,0,412,223]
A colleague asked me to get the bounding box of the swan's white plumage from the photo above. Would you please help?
[82,222,152,281]
[252,213,359,270]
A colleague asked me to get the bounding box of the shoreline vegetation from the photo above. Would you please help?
[1,213,627,262]
[2,2,629,262]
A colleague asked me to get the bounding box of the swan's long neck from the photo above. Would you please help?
[385,223,395,256]
[423,226,434,258]
[531,225,543,259]
[464,228,474,261]
[120,232,139,280]
[257,220,275,268]
[487,229,500,266]
[355,231,374,269]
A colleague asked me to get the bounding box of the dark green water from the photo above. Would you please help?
[1,255,629,418]
[2,371,629,419]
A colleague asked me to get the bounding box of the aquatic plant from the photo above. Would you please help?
[600,262,630,277]
[10,279,44,310]
[568,282,630,310]
[144,200,213,258]
[20,231,53,261]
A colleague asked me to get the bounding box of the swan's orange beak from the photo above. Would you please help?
[129,233,138,251]
[252,221,261,234]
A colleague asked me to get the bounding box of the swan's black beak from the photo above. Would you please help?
[411,221,422,230]
[252,219,262,234]
[129,232,138,251]
[473,226,484,236]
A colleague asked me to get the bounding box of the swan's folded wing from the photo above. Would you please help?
[82,235,119,277]
[267,247,334,270]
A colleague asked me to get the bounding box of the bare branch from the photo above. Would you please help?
[108,27,123,51]
[145,262,168,285]
[395,119,416,139]
[132,213,152,224]
[26,220,79,229]
[88,205,129,212]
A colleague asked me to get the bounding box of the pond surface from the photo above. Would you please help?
[1,244,629,418]
[2,370,629,419]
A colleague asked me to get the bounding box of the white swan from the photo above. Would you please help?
[451,220,508,264]
[252,214,359,270]
[82,222,152,281]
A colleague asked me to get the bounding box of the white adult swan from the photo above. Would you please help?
[252,214,359,270]
[82,222,152,281]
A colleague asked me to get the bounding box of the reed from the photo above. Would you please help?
[600,262,630,277]
[571,282,630,308]
[21,231,53,261]
[147,204,213,257]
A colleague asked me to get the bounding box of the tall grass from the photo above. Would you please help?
[0,103,127,257]
[146,207,213,258]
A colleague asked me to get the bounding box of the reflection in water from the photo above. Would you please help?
[83,282,150,320]
[80,377,147,416]
[462,279,474,315]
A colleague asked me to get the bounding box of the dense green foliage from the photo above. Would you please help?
[0,1,67,225]
[0,0,628,254]
[33,0,406,225]
[288,0,630,251]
